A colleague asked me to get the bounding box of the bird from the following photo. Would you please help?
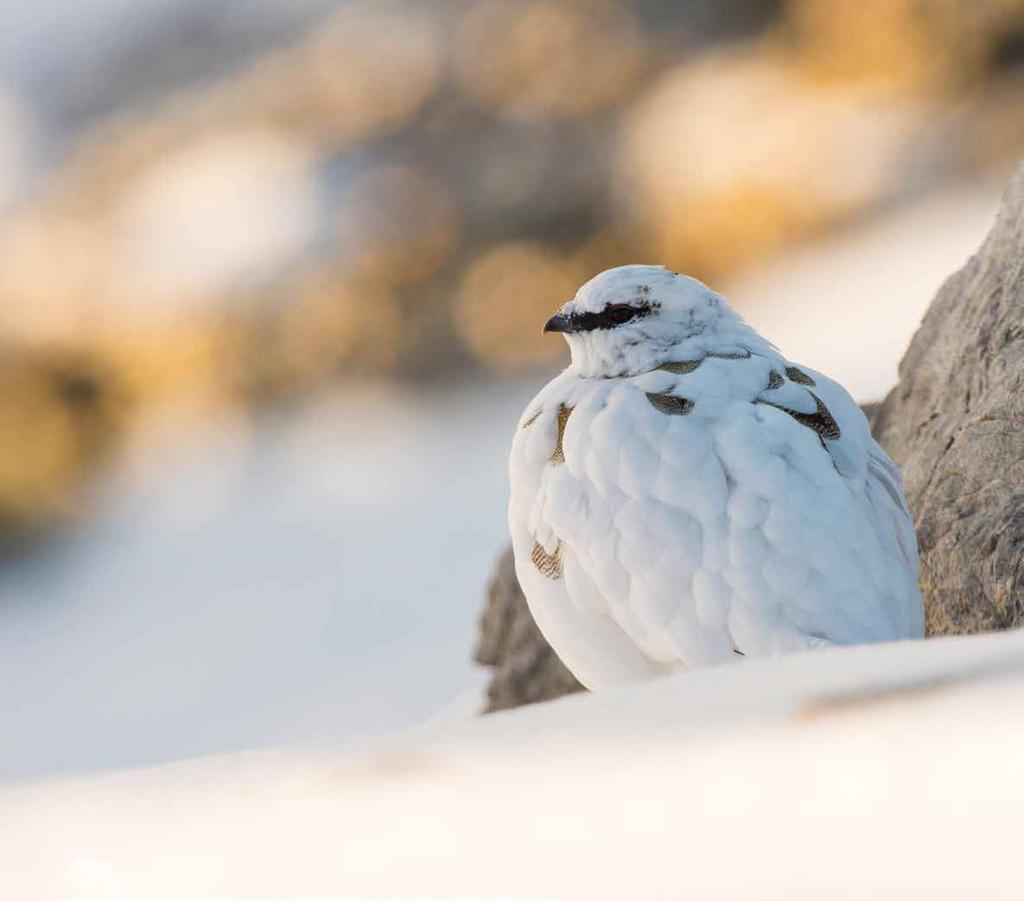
[508,264,924,690]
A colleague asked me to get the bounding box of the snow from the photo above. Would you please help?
[0,384,529,779]
[4,629,1024,899]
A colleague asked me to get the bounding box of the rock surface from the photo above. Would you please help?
[873,163,1024,635]
[474,547,582,711]
[477,163,1024,707]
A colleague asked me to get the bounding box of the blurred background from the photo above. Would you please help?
[0,0,1021,779]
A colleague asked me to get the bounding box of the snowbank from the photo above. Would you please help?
[6,628,1024,900]
[0,384,523,779]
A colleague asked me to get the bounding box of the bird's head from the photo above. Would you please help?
[544,265,748,378]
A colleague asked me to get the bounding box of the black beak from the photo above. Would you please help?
[544,312,572,334]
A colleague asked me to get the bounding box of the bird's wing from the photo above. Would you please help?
[862,438,924,635]
[618,352,925,647]
[776,364,922,631]
[700,354,922,646]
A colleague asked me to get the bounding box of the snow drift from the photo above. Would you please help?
[5,629,1024,900]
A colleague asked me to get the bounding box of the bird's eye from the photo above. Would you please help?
[606,304,635,325]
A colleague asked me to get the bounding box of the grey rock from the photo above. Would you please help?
[474,547,582,712]
[873,163,1024,635]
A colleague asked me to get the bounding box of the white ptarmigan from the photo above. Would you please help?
[508,265,924,690]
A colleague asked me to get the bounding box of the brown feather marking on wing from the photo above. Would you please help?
[531,540,563,580]
[658,359,702,375]
[549,404,573,464]
[785,366,816,386]
[520,409,542,429]
[757,392,841,440]
[646,393,695,416]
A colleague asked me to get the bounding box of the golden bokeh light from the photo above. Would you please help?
[453,0,645,122]
[786,0,1024,88]
[268,274,403,393]
[110,129,318,311]
[297,2,443,145]
[618,52,931,276]
[0,216,109,344]
[0,0,1021,547]
[338,165,461,286]
[0,351,125,537]
[454,242,582,371]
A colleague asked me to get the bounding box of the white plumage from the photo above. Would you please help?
[508,265,923,690]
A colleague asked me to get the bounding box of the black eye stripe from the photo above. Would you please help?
[565,300,653,332]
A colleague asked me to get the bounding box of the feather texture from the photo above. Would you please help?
[508,266,924,691]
